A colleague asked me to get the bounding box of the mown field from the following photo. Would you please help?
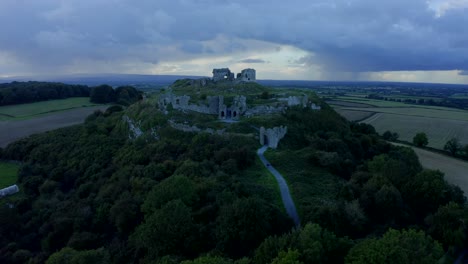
[328,95,468,150]
[366,113,468,149]
[0,105,108,148]
[0,97,98,121]
[344,106,468,121]
[393,143,468,196]
[333,96,459,110]
[0,162,19,189]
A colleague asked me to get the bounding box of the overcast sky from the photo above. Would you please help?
[1,0,468,83]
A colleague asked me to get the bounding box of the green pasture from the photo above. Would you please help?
[450,94,468,99]
[0,162,19,189]
[0,97,98,121]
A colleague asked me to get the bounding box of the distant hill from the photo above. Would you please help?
[0,74,206,87]
[258,79,468,89]
[2,74,467,90]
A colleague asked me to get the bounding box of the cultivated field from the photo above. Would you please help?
[0,162,19,189]
[0,97,99,121]
[0,105,108,147]
[334,96,459,110]
[393,143,468,196]
[334,109,375,122]
[364,114,468,149]
[346,106,468,121]
[328,95,468,150]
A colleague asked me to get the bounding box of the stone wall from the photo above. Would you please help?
[169,120,225,135]
[245,105,285,117]
[160,93,218,115]
[213,68,234,81]
[311,103,321,110]
[238,68,256,82]
[159,90,320,120]
[260,126,287,149]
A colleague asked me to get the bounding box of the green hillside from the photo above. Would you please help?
[0,81,465,263]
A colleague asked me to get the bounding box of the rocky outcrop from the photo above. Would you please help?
[286,95,309,107]
[123,115,143,139]
[245,105,285,117]
[260,126,287,149]
[0,184,19,198]
[311,103,321,110]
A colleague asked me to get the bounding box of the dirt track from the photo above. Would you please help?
[0,106,108,148]
[393,143,468,195]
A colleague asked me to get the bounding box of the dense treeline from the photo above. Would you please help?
[0,81,142,107]
[90,85,142,105]
[0,99,467,263]
[0,81,90,106]
[0,104,290,263]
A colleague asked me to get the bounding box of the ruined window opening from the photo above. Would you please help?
[233,111,237,117]
[263,135,269,146]
[221,111,225,118]
[176,99,180,105]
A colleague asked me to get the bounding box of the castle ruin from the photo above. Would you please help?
[213,68,256,82]
[212,68,235,82]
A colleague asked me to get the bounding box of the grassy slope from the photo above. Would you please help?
[240,156,284,213]
[0,97,99,121]
[0,162,19,189]
[264,148,345,220]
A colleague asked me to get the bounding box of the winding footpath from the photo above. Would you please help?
[257,146,300,227]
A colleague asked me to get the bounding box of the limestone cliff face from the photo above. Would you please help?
[260,126,288,149]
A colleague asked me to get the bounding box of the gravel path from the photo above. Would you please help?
[257,146,300,227]
[0,106,108,148]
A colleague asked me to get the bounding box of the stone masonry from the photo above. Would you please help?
[260,126,288,149]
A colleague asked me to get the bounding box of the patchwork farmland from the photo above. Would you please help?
[328,96,468,150]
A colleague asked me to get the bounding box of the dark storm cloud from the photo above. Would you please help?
[239,59,267,64]
[0,0,467,74]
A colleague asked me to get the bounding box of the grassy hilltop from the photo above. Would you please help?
[0,80,467,263]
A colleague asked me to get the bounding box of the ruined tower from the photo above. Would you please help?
[212,68,235,81]
[238,68,256,82]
